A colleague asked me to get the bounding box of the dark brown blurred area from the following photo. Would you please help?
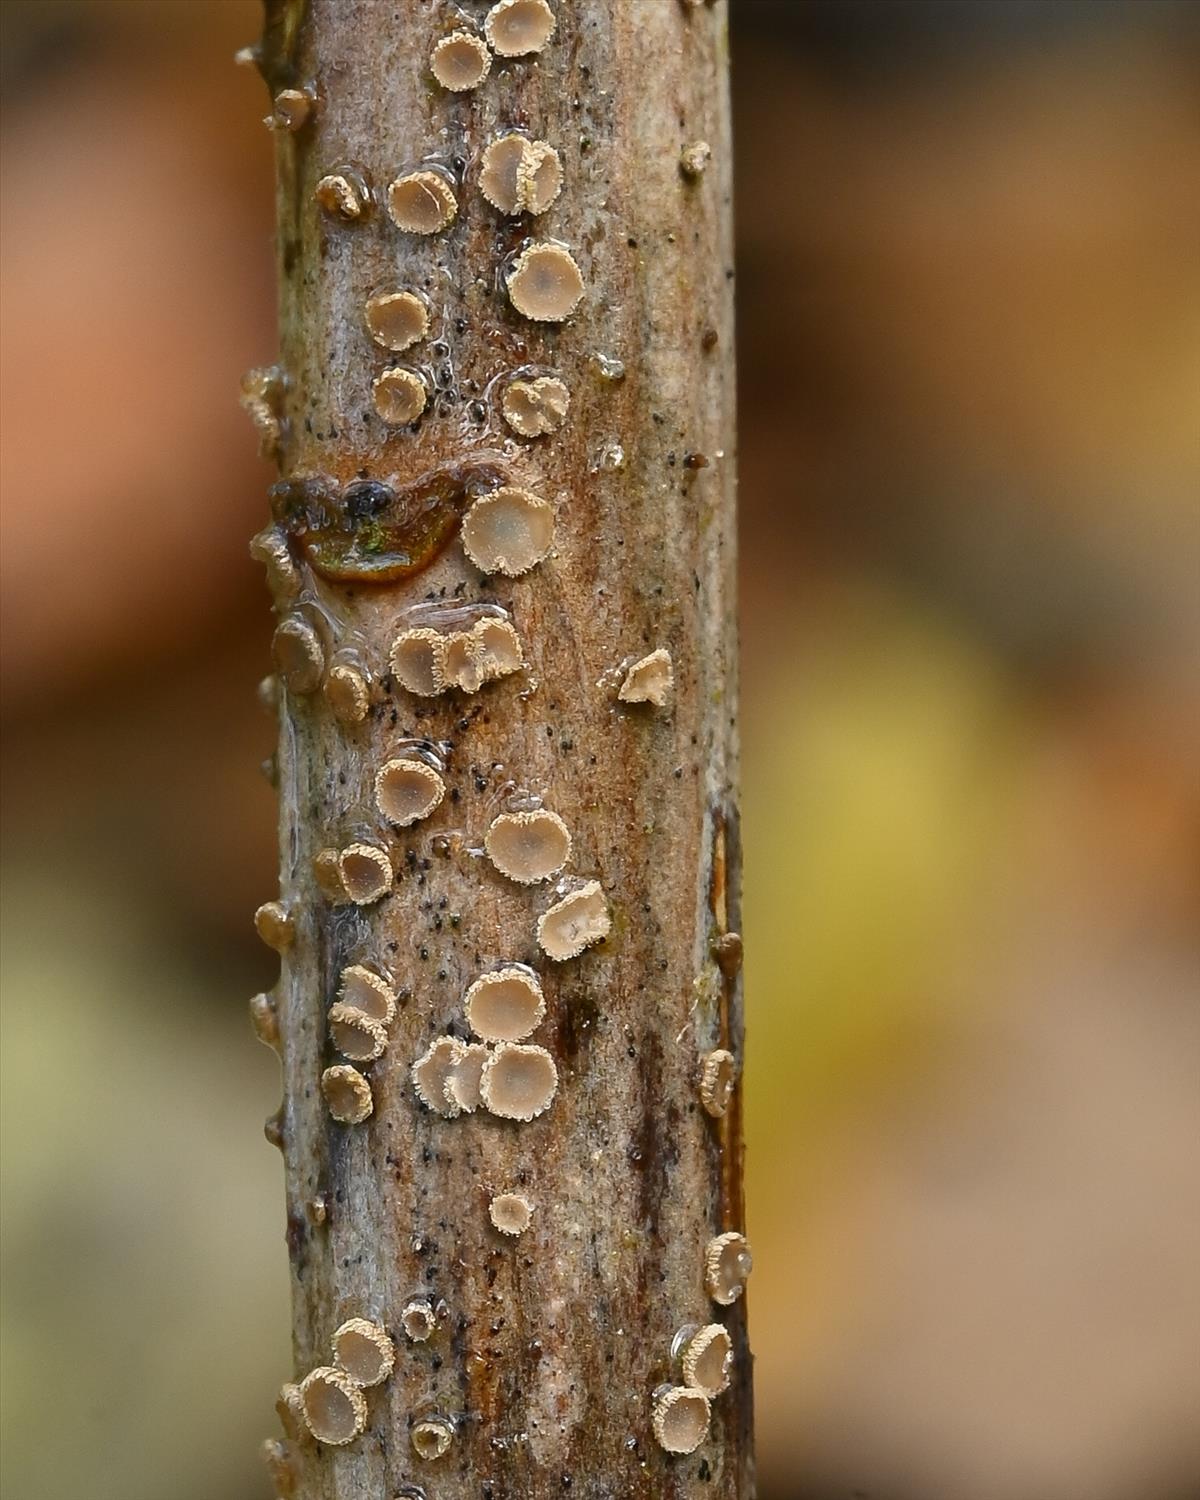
[2,3,1198,1499]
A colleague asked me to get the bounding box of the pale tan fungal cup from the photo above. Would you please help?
[480,135,563,216]
[430,30,492,91]
[390,628,447,696]
[412,1035,467,1117]
[272,618,324,693]
[472,617,523,678]
[501,374,570,437]
[331,1318,395,1387]
[704,1231,752,1305]
[484,0,556,57]
[680,1323,732,1396]
[322,1064,374,1124]
[328,1002,388,1063]
[462,488,555,576]
[489,1191,535,1236]
[506,242,584,322]
[250,526,299,598]
[480,1042,559,1120]
[411,1416,454,1461]
[401,1297,437,1342]
[485,809,571,884]
[699,1048,736,1118]
[651,1385,711,1455]
[325,663,371,724]
[679,139,712,179]
[618,648,674,706]
[339,964,398,1026]
[314,171,369,220]
[249,992,280,1051]
[299,1366,368,1445]
[255,900,294,951]
[372,366,427,425]
[386,170,457,234]
[465,966,546,1042]
[536,880,611,961]
[313,848,348,902]
[443,631,485,693]
[276,1381,306,1440]
[444,1042,490,1113]
[337,843,393,905]
[364,288,430,352]
[375,758,445,827]
[270,88,313,131]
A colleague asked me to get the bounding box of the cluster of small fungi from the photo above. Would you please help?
[246,0,749,1480]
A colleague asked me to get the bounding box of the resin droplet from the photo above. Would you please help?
[465,966,546,1041]
[376,758,445,827]
[338,965,398,1025]
[699,1048,736,1118]
[462,487,554,576]
[501,375,570,437]
[273,618,324,693]
[328,1002,388,1063]
[480,135,563,216]
[373,367,427,426]
[618,648,673,706]
[537,880,611,961]
[704,1231,752,1305]
[322,1065,374,1124]
[325,664,370,724]
[506,243,584,322]
[485,809,571,884]
[390,628,447,696]
[332,1318,395,1387]
[411,1416,454,1461]
[651,1385,710,1455]
[480,1042,558,1120]
[413,1035,466,1117]
[484,0,556,57]
[364,289,430,353]
[431,31,491,91]
[489,1191,535,1236]
[680,1323,732,1396]
[255,900,294,951]
[300,1366,367,1445]
[337,844,393,905]
[386,170,457,234]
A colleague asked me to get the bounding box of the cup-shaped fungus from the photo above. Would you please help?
[679,139,712,179]
[489,1191,535,1236]
[314,169,370,220]
[270,87,313,132]
[412,1035,467,1117]
[680,1323,733,1397]
[325,663,371,724]
[249,993,280,1052]
[461,487,554,576]
[364,289,429,352]
[651,1385,711,1455]
[536,880,611,961]
[506,242,584,322]
[472,617,523,679]
[401,1297,437,1342]
[465,966,546,1042]
[501,374,570,437]
[390,628,447,696]
[704,1231,753,1305]
[484,0,556,56]
[699,1048,737,1118]
[445,1042,490,1113]
[322,1064,374,1124]
[411,1416,454,1461]
[250,527,301,599]
[276,1381,306,1440]
[332,1318,395,1387]
[443,631,485,693]
[386,170,458,234]
[431,30,492,91]
[375,758,445,827]
[480,135,563,216]
[255,900,294,951]
[338,964,397,1025]
[313,848,348,902]
[299,1366,368,1446]
[485,809,571,884]
[328,1002,388,1063]
[372,366,427,426]
[480,1042,558,1121]
[261,1438,297,1497]
[618,648,674,706]
[337,844,393,905]
[272,618,325,693]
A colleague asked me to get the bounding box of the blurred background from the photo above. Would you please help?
[2,1,1198,1497]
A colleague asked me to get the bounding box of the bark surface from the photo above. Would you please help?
[253,2,748,1495]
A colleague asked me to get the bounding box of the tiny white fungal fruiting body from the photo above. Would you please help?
[501,374,570,437]
[255,900,294,951]
[489,1191,535,1236]
[473,616,523,678]
[464,966,546,1041]
[364,288,430,352]
[390,628,447,696]
[480,1042,558,1120]
[412,1035,467,1117]
[461,487,555,577]
[331,1318,395,1387]
[411,1416,454,1461]
[386,170,458,234]
[444,1041,490,1113]
[401,1297,437,1342]
[506,242,584,322]
[699,1048,737,1118]
[618,648,674,706]
[375,758,445,827]
[704,1231,753,1305]
[325,663,371,724]
[485,809,571,884]
[651,1385,711,1455]
[322,1065,374,1124]
[337,844,393,905]
[272,618,324,693]
[328,1002,388,1063]
[431,30,492,91]
[536,880,611,961]
[372,366,427,425]
[680,1322,733,1396]
[479,135,563,216]
[484,0,556,57]
[314,171,369,220]
[300,1366,367,1446]
[338,965,398,1025]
